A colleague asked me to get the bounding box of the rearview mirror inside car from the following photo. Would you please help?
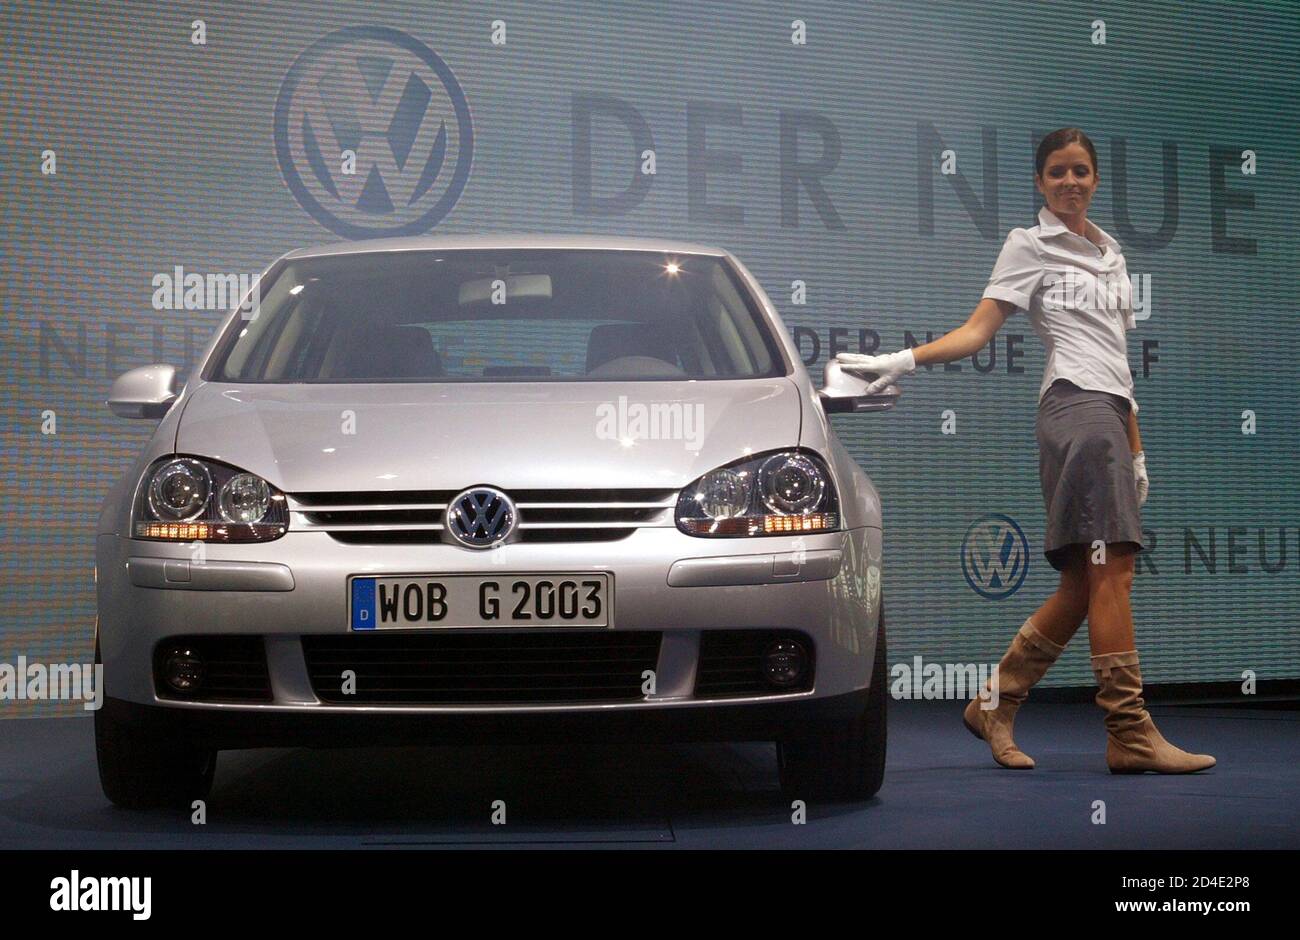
[458,274,553,305]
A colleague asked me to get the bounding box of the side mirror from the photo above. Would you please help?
[818,359,902,414]
[108,364,179,419]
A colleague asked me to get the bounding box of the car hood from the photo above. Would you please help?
[175,380,803,492]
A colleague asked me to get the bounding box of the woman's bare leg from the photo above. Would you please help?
[1085,542,1137,654]
[1085,541,1214,771]
[962,547,1085,768]
[1029,545,1090,648]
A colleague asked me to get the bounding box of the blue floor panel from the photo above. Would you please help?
[0,700,1295,849]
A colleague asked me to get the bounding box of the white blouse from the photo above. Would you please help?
[983,206,1140,415]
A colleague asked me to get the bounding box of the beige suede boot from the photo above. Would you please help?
[1092,651,1216,773]
[963,618,1066,769]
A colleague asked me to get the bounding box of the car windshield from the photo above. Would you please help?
[209,249,784,383]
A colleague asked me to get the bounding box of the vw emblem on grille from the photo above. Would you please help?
[446,486,516,548]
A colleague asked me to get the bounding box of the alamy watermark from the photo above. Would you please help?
[151,265,261,318]
[595,395,705,450]
[50,870,150,920]
[1042,270,1150,320]
[891,655,1000,706]
[0,658,103,711]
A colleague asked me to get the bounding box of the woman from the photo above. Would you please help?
[837,127,1214,774]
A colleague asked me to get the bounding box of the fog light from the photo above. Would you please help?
[163,647,205,693]
[763,639,807,688]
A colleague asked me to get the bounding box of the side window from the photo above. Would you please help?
[709,265,773,376]
[277,298,330,379]
[262,295,325,379]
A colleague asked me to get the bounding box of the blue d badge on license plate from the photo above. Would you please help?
[351,578,377,630]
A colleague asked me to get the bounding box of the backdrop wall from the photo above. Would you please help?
[3,0,1297,714]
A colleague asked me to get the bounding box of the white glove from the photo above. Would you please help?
[1132,451,1148,506]
[834,348,916,395]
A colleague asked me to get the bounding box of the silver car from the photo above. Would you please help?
[95,235,896,808]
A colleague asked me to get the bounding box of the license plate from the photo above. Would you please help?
[349,573,612,630]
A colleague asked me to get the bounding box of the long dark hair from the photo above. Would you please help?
[1035,128,1099,178]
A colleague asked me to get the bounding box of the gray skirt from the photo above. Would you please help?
[1035,378,1147,571]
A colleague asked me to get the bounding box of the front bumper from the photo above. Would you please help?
[99,687,875,749]
[96,526,883,720]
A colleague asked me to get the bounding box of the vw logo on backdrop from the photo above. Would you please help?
[961,513,1030,600]
[446,487,516,548]
[274,26,474,239]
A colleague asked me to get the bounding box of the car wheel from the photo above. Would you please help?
[94,638,216,810]
[777,594,887,802]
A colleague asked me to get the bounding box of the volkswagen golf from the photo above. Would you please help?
[95,235,897,808]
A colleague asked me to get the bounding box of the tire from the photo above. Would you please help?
[778,595,888,802]
[94,639,216,810]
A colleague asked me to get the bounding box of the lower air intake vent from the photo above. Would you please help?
[153,636,272,702]
[695,630,815,698]
[302,631,663,705]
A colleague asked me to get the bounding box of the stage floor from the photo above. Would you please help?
[1,700,1295,849]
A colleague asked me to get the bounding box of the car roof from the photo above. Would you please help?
[283,234,729,260]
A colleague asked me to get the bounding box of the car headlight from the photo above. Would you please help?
[147,459,211,521]
[218,473,272,523]
[133,457,288,542]
[676,449,839,537]
[759,452,825,514]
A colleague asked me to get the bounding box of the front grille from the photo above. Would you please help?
[289,488,676,545]
[153,636,272,702]
[302,631,663,705]
[695,630,815,698]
